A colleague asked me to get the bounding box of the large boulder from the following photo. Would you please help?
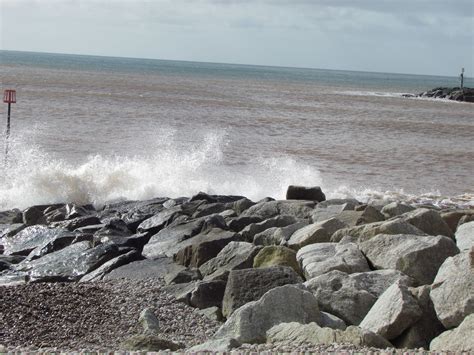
[331,219,425,243]
[240,215,298,242]
[3,225,79,256]
[455,221,474,251]
[430,313,474,352]
[136,205,183,234]
[13,241,121,282]
[401,208,453,237]
[287,218,346,250]
[286,185,326,202]
[103,257,185,280]
[174,228,239,267]
[214,284,322,343]
[296,242,370,280]
[441,210,474,234]
[304,270,413,325]
[311,199,359,223]
[381,202,415,219]
[222,266,303,318]
[266,322,392,349]
[240,200,315,220]
[0,209,23,224]
[328,206,384,228]
[199,242,262,281]
[253,245,301,275]
[189,280,227,309]
[360,234,459,285]
[359,281,422,340]
[430,250,474,328]
[253,221,309,246]
[79,250,141,282]
[392,285,445,349]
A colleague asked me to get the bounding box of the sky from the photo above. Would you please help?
[1,0,473,76]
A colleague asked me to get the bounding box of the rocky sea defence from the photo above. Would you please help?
[1,186,473,353]
[403,87,474,102]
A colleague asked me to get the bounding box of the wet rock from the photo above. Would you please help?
[286,185,326,202]
[51,215,102,231]
[94,218,133,238]
[430,250,474,328]
[401,208,453,237]
[96,232,152,250]
[287,218,346,250]
[192,202,230,218]
[199,241,262,281]
[304,270,414,325]
[360,234,459,285]
[296,242,370,280]
[0,223,26,238]
[215,284,322,344]
[232,198,255,214]
[79,249,141,282]
[253,245,301,275]
[174,228,239,267]
[22,204,63,226]
[0,209,23,224]
[430,313,474,352]
[189,192,246,204]
[331,218,425,243]
[222,266,303,318]
[137,205,183,234]
[359,281,422,340]
[455,220,474,251]
[266,322,392,349]
[14,241,121,282]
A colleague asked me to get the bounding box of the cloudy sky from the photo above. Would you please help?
[1,0,473,76]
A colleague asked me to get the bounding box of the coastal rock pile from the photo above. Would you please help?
[1,186,473,352]
[404,87,474,102]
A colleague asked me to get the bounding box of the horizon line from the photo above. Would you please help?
[0,48,467,79]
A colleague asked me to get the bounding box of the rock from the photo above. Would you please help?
[79,250,141,282]
[241,200,315,220]
[296,242,370,280]
[304,270,414,325]
[330,206,385,227]
[136,205,183,234]
[196,306,224,322]
[174,228,238,267]
[320,312,347,330]
[199,242,262,281]
[22,204,60,225]
[266,322,392,349]
[381,202,415,219]
[286,185,326,202]
[121,334,182,351]
[14,241,121,282]
[311,200,358,223]
[189,280,227,309]
[253,245,301,275]
[187,337,241,352]
[139,308,160,334]
[455,221,474,251]
[164,267,201,285]
[96,233,151,250]
[0,223,25,238]
[241,215,298,242]
[441,210,474,234]
[103,257,184,280]
[331,218,425,243]
[222,266,303,318]
[142,214,226,259]
[418,87,474,103]
[430,313,474,352]
[253,220,309,246]
[192,203,230,218]
[214,284,322,343]
[0,255,25,272]
[227,216,263,232]
[359,281,422,340]
[360,234,459,285]
[51,216,102,231]
[401,208,453,237]
[189,192,246,204]
[430,250,474,328]
[3,225,79,256]
[0,209,23,224]
[93,218,132,238]
[287,218,347,250]
[232,198,255,214]
[459,213,474,226]
[392,285,445,349]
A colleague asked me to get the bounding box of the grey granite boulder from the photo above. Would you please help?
[189,280,227,309]
[266,322,392,349]
[240,215,297,242]
[304,270,413,325]
[430,313,474,352]
[199,241,262,281]
[286,185,326,202]
[381,202,415,219]
[222,266,303,318]
[331,219,425,243]
[137,205,183,234]
[103,257,184,280]
[80,249,141,282]
[287,218,346,250]
[430,250,474,328]
[214,284,322,343]
[240,200,315,220]
[455,221,474,251]
[311,199,359,223]
[253,220,309,246]
[401,208,453,237]
[360,234,459,285]
[296,242,370,280]
[359,281,422,340]
[328,206,384,228]
[392,285,445,349]
[253,245,301,275]
[139,308,160,334]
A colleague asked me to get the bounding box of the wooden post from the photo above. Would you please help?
[461,68,464,90]
[3,89,16,168]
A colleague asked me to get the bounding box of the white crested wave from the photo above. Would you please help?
[335,90,466,104]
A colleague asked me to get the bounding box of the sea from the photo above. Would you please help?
[1,50,473,210]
